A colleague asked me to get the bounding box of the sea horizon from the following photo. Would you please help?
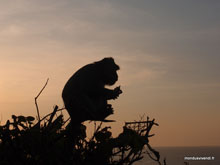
[135,146,220,165]
[154,145,220,148]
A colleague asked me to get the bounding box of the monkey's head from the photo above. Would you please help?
[96,57,120,86]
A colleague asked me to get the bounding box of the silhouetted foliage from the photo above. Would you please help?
[0,69,165,164]
[0,106,162,165]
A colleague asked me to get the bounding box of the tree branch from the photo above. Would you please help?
[34,78,49,122]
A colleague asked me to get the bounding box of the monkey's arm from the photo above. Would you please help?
[103,86,122,100]
[85,77,122,100]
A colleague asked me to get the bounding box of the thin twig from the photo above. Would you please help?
[125,121,159,126]
[90,122,102,141]
[35,78,49,122]
[39,108,65,123]
[47,105,58,127]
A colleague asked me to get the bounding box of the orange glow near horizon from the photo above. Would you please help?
[1,1,220,147]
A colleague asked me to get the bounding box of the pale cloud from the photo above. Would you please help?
[120,68,166,87]
[116,54,167,87]
[0,25,25,37]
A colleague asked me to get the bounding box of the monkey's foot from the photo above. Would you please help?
[90,119,116,122]
[106,104,114,114]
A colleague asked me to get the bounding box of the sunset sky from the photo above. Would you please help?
[0,0,220,147]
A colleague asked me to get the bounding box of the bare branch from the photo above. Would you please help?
[47,105,58,127]
[34,78,49,122]
[125,121,159,126]
[39,108,65,123]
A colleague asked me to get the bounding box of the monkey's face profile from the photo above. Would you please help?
[99,58,120,86]
[103,69,118,86]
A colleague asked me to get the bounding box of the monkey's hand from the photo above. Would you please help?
[112,86,122,100]
[106,104,114,114]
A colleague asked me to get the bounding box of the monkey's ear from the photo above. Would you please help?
[101,57,114,63]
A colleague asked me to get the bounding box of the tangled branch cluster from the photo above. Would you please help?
[0,106,162,165]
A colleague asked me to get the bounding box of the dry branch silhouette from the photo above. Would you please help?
[34,78,49,121]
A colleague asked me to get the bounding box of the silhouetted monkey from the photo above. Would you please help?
[62,57,122,124]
